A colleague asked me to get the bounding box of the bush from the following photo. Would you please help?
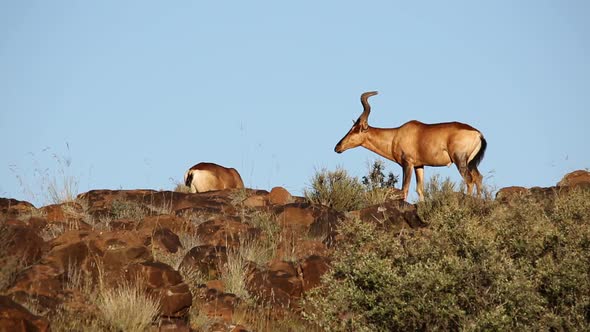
[305,167,365,212]
[304,180,590,331]
[362,160,400,206]
[305,161,400,212]
[361,159,398,190]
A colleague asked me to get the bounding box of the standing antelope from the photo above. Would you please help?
[334,91,487,201]
[184,162,244,193]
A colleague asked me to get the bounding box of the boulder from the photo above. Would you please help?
[300,255,330,292]
[0,295,49,332]
[1,223,45,266]
[354,200,426,232]
[269,187,293,205]
[197,219,259,247]
[242,194,269,208]
[0,198,36,220]
[275,203,342,244]
[276,239,328,263]
[42,229,153,282]
[76,189,155,218]
[152,227,182,253]
[7,264,63,310]
[39,202,86,224]
[126,262,192,317]
[557,169,590,189]
[179,245,227,280]
[196,287,240,322]
[140,214,195,234]
[495,186,530,202]
[248,261,303,306]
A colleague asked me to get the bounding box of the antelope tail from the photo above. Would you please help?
[185,171,194,187]
[468,136,487,169]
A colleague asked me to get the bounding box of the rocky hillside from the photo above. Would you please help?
[1,170,589,331]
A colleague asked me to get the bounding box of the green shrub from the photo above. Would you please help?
[305,161,400,212]
[304,180,590,331]
[362,159,400,206]
[305,167,365,212]
[361,159,398,191]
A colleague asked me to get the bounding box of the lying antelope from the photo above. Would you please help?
[334,91,487,201]
[184,162,244,193]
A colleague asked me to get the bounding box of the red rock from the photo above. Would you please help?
[269,187,293,205]
[248,261,303,306]
[77,189,251,220]
[275,203,342,247]
[7,264,63,309]
[156,318,191,332]
[206,280,225,293]
[140,214,195,234]
[179,245,227,279]
[102,245,152,275]
[0,198,36,220]
[41,229,153,282]
[242,194,269,208]
[152,227,182,253]
[2,223,45,265]
[39,202,85,224]
[197,219,258,247]
[76,189,155,218]
[276,239,328,262]
[0,295,49,332]
[126,262,192,317]
[106,218,137,230]
[43,240,89,273]
[557,169,590,188]
[355,200,425,232]
[495,186,530,202]
[276,204,315,229]
[300,255,330,292]
[198,288,239,322]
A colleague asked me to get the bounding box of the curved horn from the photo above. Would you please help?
[359,91,378,124]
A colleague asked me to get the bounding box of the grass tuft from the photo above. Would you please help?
[96,282,160,332]
[221,246,251,300]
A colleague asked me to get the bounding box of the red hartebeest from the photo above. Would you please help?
[184,162,244,193]
[334,91,487,201]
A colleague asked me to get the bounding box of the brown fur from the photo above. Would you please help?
[335,91,487,201]
[184,162,244,193]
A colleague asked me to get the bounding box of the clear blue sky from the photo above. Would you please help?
[1,1,589,206]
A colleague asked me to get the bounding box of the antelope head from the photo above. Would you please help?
[334,91,378,153]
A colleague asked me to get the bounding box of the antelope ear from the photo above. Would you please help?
[360,119,369,131]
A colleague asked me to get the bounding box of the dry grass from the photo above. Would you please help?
[220,246,251,300]
[10,146,80,205]
[174,182,191,193]
[22,257,163,331]
[230,188,250,207]
[96,281,160,332]
[243,211,280,265]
